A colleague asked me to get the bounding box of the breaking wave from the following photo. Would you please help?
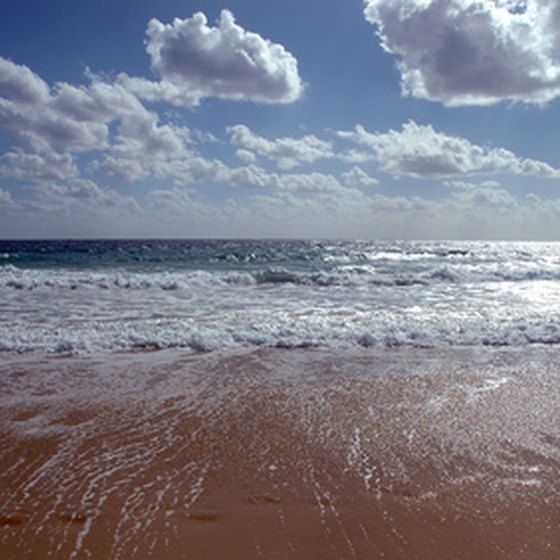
[3,240,560,355]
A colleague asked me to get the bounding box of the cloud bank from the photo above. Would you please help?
[364,0,560,106]
[338,120,560,178]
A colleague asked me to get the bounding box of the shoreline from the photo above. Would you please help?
[1,347,559,559]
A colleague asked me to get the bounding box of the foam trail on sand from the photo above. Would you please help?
[1,347,559,559]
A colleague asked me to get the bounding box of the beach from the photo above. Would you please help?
[2,346,559,559]
[3,0,560,555]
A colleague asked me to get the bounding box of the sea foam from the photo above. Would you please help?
[2,240,560,354]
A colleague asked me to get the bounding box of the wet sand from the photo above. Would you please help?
[1,347,559,559]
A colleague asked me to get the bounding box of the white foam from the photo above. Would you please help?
[2,284,560,354]
[4,243,560,354]
[4,253,560,293]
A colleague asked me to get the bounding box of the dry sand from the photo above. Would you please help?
[1,347,559,559]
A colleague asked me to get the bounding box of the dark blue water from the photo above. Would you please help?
[0,239,332,272]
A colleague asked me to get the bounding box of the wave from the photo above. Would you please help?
[3,241,560,356]
[2,315,560,355]
[0,265,256,291]
[3,260,560,292]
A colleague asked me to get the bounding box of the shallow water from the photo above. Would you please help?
[1,347,559,559]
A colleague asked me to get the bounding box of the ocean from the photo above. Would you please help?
[1,239,560,559]
[2,238,560,354]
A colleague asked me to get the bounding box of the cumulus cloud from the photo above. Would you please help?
[443,178,518,214]
[0,57,196,184]
[0,150,78,182]
[219,163,347,193]
[6,179,143,237]
[342,166,379,188]
[42,179,140,210]
[146,187,196,213]
[0,57,50,104]
[235,149,257,164]
[123,9,303,106]
[450,183,518,212]
[0,58,126,153]
[338,120,560,178]
[0,188,14,208]
[227,125,333,169]
[363,0,560,105]
[101,106,192,182]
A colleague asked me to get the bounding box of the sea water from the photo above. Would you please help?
[2,238,560,354]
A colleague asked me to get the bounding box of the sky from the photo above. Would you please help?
[2,0,560,239]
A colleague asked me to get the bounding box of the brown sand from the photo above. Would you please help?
[1,347,559,559]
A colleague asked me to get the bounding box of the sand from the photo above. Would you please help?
[1,347,559,559]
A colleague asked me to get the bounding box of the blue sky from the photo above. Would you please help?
[1,0,560,239]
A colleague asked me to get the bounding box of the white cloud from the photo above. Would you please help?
[116,75,196,107]
[338,120,560,178]
[104,152,230,187]
[0,57,50,104]
[146,187,195,214]
[279,172,346,193]
[124,9,303,106]
[342,166,379,188]
[226,164,347,193]
[0,58,198,184]
[0,150,78,182]
[0,16,306,195]
[165,157,229,186]
[101,106,192,182]
[227,125,333,169]
[364,0,560,106]
[0,188,14,208]
[450,183,518,212]
[444,179,502,190]
[227,164,279,189]
[1,174,139,220]
[338,149,375,164]
[5,165,560,239]
[0,59,126,153]
[2,179,143,238]
[146,188,226,228]
[523,192,560,218]
[235,149,257,164]
[445,179,527,214]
